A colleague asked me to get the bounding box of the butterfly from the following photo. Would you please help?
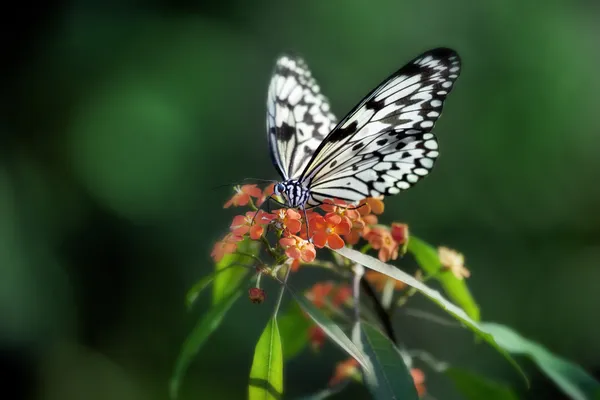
[265,48,460,215]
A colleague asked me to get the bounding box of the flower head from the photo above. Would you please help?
[210,233,243,262]
[320,199,361,224]
[311,214,351,249]
[438,246,471,280]
[391,223,409,244]
[279,235,316,263]
[364,226,399,262]
[332,285,352,307]
[329,358,360,387]
[248,287,266,304]
[365,270,406,291]
[256,183,275,207]
[359,197,385,216]
[308,325,326,351]
[272,208,302,234]
[230,210,274,240]
[411,368,426,397]
[306,282,334,308]
[224,184,262,208]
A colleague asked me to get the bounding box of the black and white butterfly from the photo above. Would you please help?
[266,48,460,213]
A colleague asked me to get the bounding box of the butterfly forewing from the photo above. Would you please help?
[297,48,461,207]
[267,54,338,180]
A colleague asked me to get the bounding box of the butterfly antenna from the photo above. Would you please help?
[211,178,278,190]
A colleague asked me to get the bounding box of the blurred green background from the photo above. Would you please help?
[2,1,599,399]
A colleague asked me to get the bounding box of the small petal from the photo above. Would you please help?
[312,231,328,248]
[325,213,342,225]
[327,233,345,250]
[285,247,302,260]
[334,219,351,235]
[300,244,316,263]
[249,224,264,240]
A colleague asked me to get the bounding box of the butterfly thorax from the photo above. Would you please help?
[275,179,311,208]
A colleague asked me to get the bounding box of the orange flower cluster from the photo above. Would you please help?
[328,358,426,397]
[305,281,352,309]
[364,222,409,262]
[215,184,410,272]
[302,282,353,351]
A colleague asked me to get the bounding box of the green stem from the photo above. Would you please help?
[234,251,263,266]
[273,264,292,318]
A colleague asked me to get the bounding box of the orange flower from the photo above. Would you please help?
[308,325,326,351]
[248,287,266,304]
[438,246,471,280]
[306,282,334,308]
[391,223,409,244]
[223,184,262,208]
[411,368,426,397]
[230,210,273,240]
[210,233,243,262]
[311,214,351,249]
[365,270,406,291]
[364,227,399,262]
[320,198,361,223]
[289,258,301,272]
[329,358,360,387]
[358,197,385,216]
[332,285,353,307]
[272,208,302,234]
[279,235,316,263]
[256,183,275,207]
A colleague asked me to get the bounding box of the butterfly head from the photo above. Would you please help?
[274,179,310,208]
[274,183,286,196]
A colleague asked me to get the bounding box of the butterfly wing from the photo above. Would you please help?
[267,54,337,180]
[298,48,461,206]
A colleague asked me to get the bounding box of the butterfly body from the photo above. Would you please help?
[266,48,461,211]
[274,180,311,208]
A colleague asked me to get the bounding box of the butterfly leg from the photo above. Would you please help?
[301,205,312,243]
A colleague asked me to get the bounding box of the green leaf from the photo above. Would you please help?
[249,317,284,400]
[278,302,312,361]
[170,287,242,399]
[286,285,371,374]
[334,247,528,386]
[213,238,258,304]
[186,265,239,309]
[360,322,419,400]
[446,368,519,400]
[407,236,480,321]
[481,323,600,400]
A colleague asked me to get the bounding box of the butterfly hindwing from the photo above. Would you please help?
[267,54,337,180]
[299,48,460,206]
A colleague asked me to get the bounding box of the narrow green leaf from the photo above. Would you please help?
[186,265,237,309]
[278,302,312,361]
[360,322,419,400]
[249,317,284,400]
[213,238,258,304]
[286,285,371,374]
[408,236,480,321]
[446,368,519,400]
[481,323,600,400]
[334,247,528,386]
[170,288,242,399]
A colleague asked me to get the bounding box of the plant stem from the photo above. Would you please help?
[273,264,292,318]
[234,251,263,265]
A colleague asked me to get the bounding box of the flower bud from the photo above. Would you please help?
[248,287,266,304]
